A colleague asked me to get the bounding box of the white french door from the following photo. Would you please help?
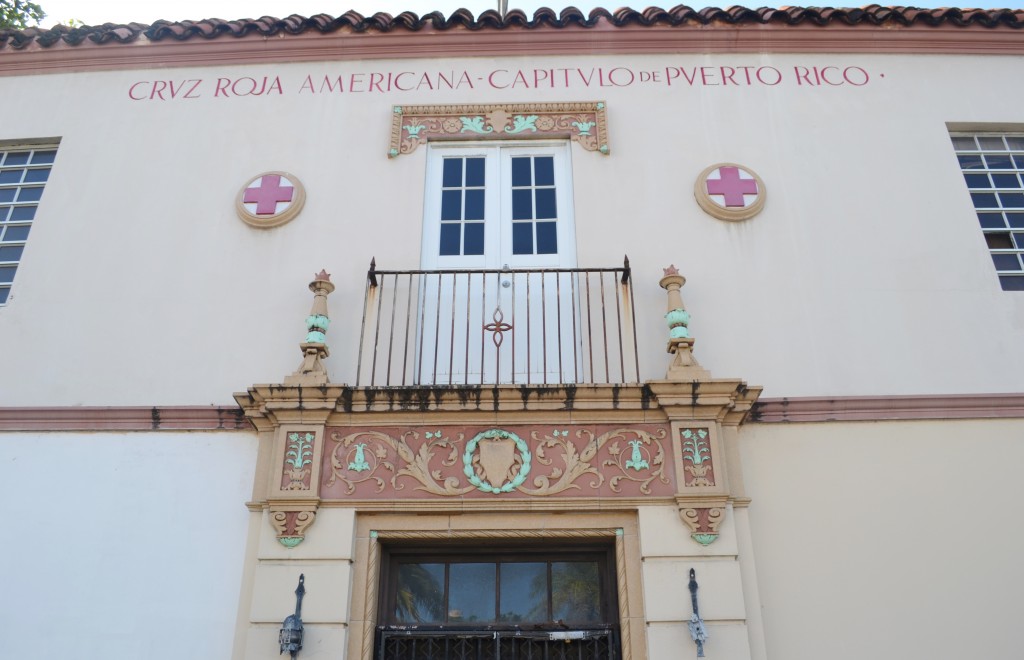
[419,142,577,384]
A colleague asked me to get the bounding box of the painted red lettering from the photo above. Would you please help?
[757,67,782,85]
[150,80,167,100]
[369,73,385,93]
[395,72,415,91]
[488,70,509,89]
[128,81,148,100]
[214,78,231,97]
[844,66,869,86]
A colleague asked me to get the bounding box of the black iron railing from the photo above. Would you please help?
[356,258,639,387]
[376,628,619,660]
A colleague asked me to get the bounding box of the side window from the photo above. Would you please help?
[950,133,1024,290]
[0,145,58,305]
[423,143,575,270]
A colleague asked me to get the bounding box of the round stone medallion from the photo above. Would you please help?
[694,163,766,222]
[236,171,306,228]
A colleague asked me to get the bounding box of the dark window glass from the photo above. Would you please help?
[986,155,1013,169]
[964,173,990,189]
[499,563,546,623]
[17,187,43,203]
[951,136,976,150]
[992,253,1021,270]
[442,158,463,188]
[394,563,445,624]
[439,223,460,256]
[0,189,15,203]
[464,189,485,220]
[971,192,998,207]
[511,157,531,187]
[0,245,24,261]
[0,170,22,184]
[978,212,1006,228]
[30,150,56,165]
[23,168,50,183]
[0,286,9,304]
[10,206,34,221]
[958,154,984,169]
[0,265,15,283]
[0,206,8,222]
[512,223,533,255]
[449,563,496,624]
[535,189,557,219]
[1000,275,1024,290]
[4,152,29,166]
[985,233,1013,249]
[998,192,1024,208]
[440,190,462,221]
[512,189,533,220]
[992,173,1021,188]
[1007,213,1024,228]
[551,562,601,623]
[1014,233,1024,249]
[534,157,555,186]
[2,225,29,242]
[1014,155,1024,170]
[536,222,557,254]
[464,223,484,255]
[465,158,485,187]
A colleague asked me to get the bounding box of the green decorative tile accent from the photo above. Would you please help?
[505,115,539,134]
[459,116,493,134]
[348,443,371,472]
[278,536,304,548]
[682,429,710,465]
[615,528,624,536]
[285,433,314,470]
[572,120,596,136]
[370,530,379,538]
[625,439,650,471]
[692,533,717,546]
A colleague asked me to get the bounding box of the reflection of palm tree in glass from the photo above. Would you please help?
[530,562,601,623]
[395,564,445,623]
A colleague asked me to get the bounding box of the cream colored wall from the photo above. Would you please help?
[739,418,1024,660]
[0,430,257,659]
[1,52,1023,405]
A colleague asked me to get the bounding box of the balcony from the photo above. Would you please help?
[356,259,639,387]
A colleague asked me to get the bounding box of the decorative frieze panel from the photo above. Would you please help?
[388,102,610,157]
[321,424,672,500]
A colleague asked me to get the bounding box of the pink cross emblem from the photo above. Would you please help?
[705,167,758,207]
[243,174,294,215]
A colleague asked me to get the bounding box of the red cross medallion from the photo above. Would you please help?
[243,174,295,215]
[705,166,758,207]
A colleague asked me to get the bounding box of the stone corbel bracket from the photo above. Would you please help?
[270,505,318,548]
[676,495,729,546]
[388,101,610,157]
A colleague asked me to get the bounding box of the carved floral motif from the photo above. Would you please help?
[323,425,672,499]
[388,102,610,157]
[681,428,715,487]
[679,506,724,546]
[281,432,314,490]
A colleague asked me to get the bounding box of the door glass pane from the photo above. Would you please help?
[465,189,485,220]
[534,157,555,186]
[464,223,484,255]
[535,188,557,219]
[512,222,533,255]
[449,563,497,623]
[511,157,531,186]
[512,189,532,220]
[442,158,463,187]
[394,563,446,624]
[441,190,462,221]
[551,561,601,623]
[439,223,460,255]
[536,222,557,254]
[499,562,547,623]
[465,158,485,186]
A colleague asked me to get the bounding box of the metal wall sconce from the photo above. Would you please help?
[279,574,306,658]
[688,568,708,657]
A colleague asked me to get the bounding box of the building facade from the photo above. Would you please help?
[2,6,1024,660]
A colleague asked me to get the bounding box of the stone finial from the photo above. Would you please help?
[659,266,710,381]
[285,270,336,386]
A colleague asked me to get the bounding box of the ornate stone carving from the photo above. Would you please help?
[680,428,715,487]
[281,432,315,490]
[323,425,673,499]
[658,266,710,381]
[270,509,317,548]
[388,102,610,157]
[678,504,726,546]
[285,270,335,386]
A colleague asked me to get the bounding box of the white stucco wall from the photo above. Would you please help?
[0,431,257,659]
[1,52,1023,405]
[739,418,1024,660]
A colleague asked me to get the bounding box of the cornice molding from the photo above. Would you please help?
[750,393,1024,423]
[0,405,251,431]
[2,23,1024,77]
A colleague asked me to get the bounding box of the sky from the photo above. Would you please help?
[33,0,1021,28]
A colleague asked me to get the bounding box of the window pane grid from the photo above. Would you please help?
[510,156,558,256]
[0,146,56,305]
[952,133,1024,290]
[439,157,485,256]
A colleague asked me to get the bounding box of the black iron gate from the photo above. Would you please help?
[376,628,619,660]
